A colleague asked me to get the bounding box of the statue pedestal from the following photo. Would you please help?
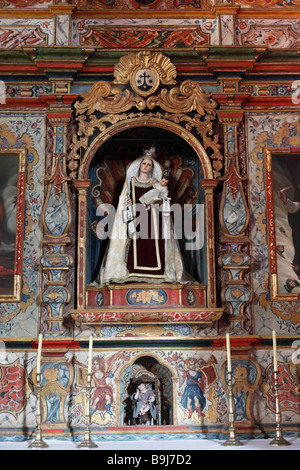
[70,283,223,324]
[87,283,206,308]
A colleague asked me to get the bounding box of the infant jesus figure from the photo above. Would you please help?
[131,381,157,425]
[139,174,170,212]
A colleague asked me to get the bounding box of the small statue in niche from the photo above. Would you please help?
[130,379,157,425]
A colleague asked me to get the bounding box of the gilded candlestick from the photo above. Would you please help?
[28,372,49,449]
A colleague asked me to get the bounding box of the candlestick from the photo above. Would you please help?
[269,370,291,446]
[226,333,232,372]
[223,334,242,446]
[88,336,93,375]
[223,370,243,446]
[28,373,48,449]
[77,372,98,448]
[272,330,278,371]
[37,334,42,374]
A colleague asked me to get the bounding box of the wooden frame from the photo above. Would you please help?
[265,147,300,300]
[0,148,26,302]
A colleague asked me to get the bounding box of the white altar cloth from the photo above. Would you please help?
[0,437,298,451]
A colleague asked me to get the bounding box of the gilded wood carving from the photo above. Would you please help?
[68,51,222,180]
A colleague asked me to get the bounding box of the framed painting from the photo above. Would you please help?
[265,148,300,300]
[0,148,26,302]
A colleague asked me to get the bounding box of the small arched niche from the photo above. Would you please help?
[119,354,174,426]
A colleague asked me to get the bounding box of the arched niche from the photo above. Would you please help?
[73,117,219,315]
[115,353,177,427]
[78,117,213,181]
[86,124,208,287]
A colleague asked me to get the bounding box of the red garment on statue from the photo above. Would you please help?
[126,183,165,279]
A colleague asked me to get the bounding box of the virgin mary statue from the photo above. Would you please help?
[96,146,191,286]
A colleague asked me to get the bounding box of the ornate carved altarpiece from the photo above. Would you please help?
[68,51,225,327]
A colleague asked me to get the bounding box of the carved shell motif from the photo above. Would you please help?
[114,50,177,97]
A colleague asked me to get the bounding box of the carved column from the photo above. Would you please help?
[216,92,252,333]
[218,153,252,332]
[40,115,73,336]
[73,180,92,310]
[201,179,219,308]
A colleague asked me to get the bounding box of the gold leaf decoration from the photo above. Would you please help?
[68,52,223,179]
[75,81,146,116]
[114,50,177,97]
[147,80,217,116]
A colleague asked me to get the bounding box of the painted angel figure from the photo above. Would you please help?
[91,353,119,417]
[178,358,206,419]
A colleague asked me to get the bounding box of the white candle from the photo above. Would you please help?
[226,333,232,372]
[272,330,278,371]
[37,334,42,374]
[88,336,93,374]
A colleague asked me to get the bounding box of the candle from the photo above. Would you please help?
[272,330,278,371]
[226,333,232,372]
[88,336,93,374]
[37,334,42,374]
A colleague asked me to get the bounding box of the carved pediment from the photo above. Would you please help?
[74,50,217,116]
[69,51,222,179]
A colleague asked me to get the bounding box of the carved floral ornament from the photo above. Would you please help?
[68,51,222,179]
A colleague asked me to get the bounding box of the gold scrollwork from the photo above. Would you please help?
[147,80,217,116]
[75,79,217,117]
[68,52,223,179]
[75,82,146,116]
